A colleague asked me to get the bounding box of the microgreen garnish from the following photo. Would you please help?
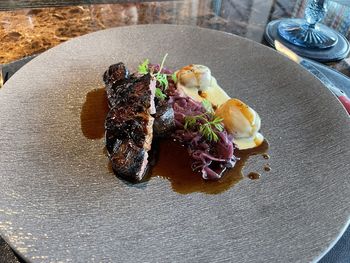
[183,115,196,130]
[171,72,177,83]
[155,53,169,90]
[138,59,149,75]
[137,54,175,100]
[199,117,224,142]
[155,87,167,100]
[184,98,224,142]
[157,53,168,75]
[156,73,168,90]
[184,113,224,142]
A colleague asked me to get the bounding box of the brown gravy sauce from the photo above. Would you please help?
[152,139,269,194]
[264,164,271,172]
[80,88,109,139]
[247,172,261,180]
[81,89,270,194]
[262,153,270,160]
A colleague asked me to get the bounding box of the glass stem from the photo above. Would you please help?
[276,0,337,48]
[307,23,316,29]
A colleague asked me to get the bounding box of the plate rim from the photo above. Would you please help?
[0,24,349,263]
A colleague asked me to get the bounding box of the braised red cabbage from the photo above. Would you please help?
[149,63,237,180]
[170,95,237,180]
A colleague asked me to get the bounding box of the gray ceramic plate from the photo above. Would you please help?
[0,25,349,263]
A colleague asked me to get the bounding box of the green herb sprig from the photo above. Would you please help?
[138,59,149,75]
[154,53,169,91]
[137,54,174,100]
[155,87,167,100]
[171,72,177,83]
[184,100,224,142]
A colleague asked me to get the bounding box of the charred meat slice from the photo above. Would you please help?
[105,105,154,154]
[109,139,150,182]
[153,100,175,137]
[104,63,155,182]
[106,73,156,114]
[103,62,129,85]
[105,106,154,182]
[104,62,131,109]
[107,74,155,114]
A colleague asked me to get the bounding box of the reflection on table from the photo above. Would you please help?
[0,0,349,77]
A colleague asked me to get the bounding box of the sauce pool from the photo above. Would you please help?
[151,139,269,194]
[81,88,270,195]
[80,88,109,139]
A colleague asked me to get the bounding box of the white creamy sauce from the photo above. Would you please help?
[176,64,264,150]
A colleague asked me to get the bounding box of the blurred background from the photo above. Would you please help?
[0,0,349,64]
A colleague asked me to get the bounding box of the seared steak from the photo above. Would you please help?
[103,62,176,182]
[153,100,175,137]
[103,62,129,85]
[105,105,154,182]
[104,63,155,182]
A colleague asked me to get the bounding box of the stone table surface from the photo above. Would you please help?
[0,0,349,76]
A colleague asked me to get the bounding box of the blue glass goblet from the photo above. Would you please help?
[278,0,338,49]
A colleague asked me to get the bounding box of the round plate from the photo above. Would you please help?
[0,25,349,263]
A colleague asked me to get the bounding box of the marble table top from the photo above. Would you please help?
[0,0,349,76]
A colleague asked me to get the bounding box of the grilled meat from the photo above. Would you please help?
[104,64,156,114]
[103,62,176,182]
[103,62,129,85]
[153,100,175,137]
[105,104,154,182]
[104,63,156,182]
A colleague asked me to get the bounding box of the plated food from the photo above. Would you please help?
[102,55,266,183]
[1,25,350,263]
